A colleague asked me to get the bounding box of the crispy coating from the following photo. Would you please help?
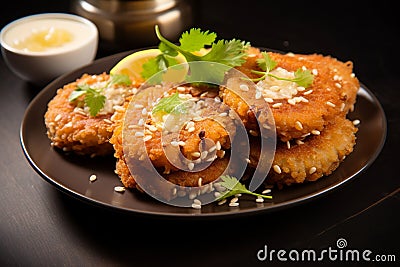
[44,73,136,156]
[110,84,233,189]
[223,47,360,141]
[248,116,358,188]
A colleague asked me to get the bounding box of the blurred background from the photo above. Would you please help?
[1,0,396,89]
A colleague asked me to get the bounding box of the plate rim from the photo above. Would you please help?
[19,49,388,219]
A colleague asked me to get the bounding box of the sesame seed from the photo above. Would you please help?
[273,164,282,174]
[172,188,177,196]
[89,174,97,182]
[311,130,320,135]
[138,118,144,126]
[326,101,336,107]
[309,167,317,174]
[216,141,221,150]
[177,86,186,92]
[295,121,303,130]
[230,197,239,203]
[229,202,239,207]
[295,140,304,145]
[272,103,282,108]
[191,152,201,158]
[352,119,361,126]
[141,108,147,115]
[303,89,313,95]
[208,145,217,153]
[54,114,62,122]
[170,141,179,147]
[178,141,186,146]
[240,84,249,91]
[287,98,296,105]
[191,203,202,209]
[185,121,195,129]
[201,151,208,159]
[286,141,291,149]
[335,82,342,89]
[114,186,125,193]
[193,199,201,205]
[103,119,113,124]
[255,91,262,99]
[312,69,318,75]
[189,191,197,199]
[135,131,144,137]
[340,103,346,112]
[143,135,152,142]
[264,97,274,103]
[188,162,194,170]
[245,158,251,163]
[198,177,203,187]
[219,112,228,117]
[218,199,227,205]
[350,73,355,78]
[134,104,144,109]
[256,197,264,203]
[188,126,195,133]
[262,189,271,194]
[214,191,221,198]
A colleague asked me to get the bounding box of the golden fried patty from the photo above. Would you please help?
[110,84,235,189]
[222,47,360,142]
[248,116,358,188]
[44,73,135,156]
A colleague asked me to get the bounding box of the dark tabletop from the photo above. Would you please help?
[1,1,399,266]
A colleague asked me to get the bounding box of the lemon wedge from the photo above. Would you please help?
[110,48,188,83]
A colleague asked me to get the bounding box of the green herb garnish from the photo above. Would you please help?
[141,25,250,83]
[151,91,187,117]
[250,51,314,88]
[217,175,272,201]
[68,73,132,117]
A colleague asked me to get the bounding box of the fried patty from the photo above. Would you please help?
[44,73,135,156]
[248,116,358,188]
[110,84,235,189]
[222,46,360,142]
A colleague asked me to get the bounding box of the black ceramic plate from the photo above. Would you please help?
[20,50,387,218]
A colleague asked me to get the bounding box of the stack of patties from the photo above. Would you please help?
[220,47,360,188]
[110,83,243,199]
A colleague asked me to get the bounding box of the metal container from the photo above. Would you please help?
[70,0,193,53]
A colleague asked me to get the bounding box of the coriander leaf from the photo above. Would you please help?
[151,92,186,116]
[217,175,272,201]
[201,39,248,67]
[110,73,132,85]
[141,56,163,80]
[268,68,314,88]
[84,88,106,117]
[68,89,86,102]
[249,52,314,88]
[179,28,217,52]
[256,51,277,72]
[159,42,178,57]
[141,54,179,82]
[292,68,314,88]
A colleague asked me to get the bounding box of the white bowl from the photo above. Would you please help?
[1,13,98,86]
